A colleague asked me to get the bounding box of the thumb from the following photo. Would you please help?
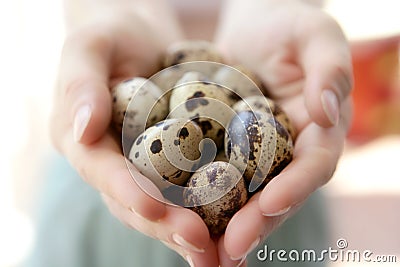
[298,17,353,127]
[54,30,113,146]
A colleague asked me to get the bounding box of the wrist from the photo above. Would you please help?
[64,0,183,39]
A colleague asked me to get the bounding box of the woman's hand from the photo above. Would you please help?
[214,0,353,265]
[50,2,220,265]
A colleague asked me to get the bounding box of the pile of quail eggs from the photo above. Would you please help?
[111,41,296,236]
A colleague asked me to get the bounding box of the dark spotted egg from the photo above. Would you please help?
[232,96,297,141]
[183,161,248,236]
[111,77,168,141]
[128,119,203,190]
[212,64,268,99]
[169,73,235,148]
[163,40,224,76]
[225,110,293,190]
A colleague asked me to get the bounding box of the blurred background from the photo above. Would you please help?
[0,0,399,266]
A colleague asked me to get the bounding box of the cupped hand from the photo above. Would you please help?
[50,10,220,266]
[214,0,353,264]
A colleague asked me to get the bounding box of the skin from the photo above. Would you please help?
[215,1,353,265]
[50,0,353,266]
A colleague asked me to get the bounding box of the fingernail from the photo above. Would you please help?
[185,255,195,267]
[230,236,260,261]
[172,233,205,253]
[73,105,91,142]
[321,90,339,126]
[236,256,247,267]
[130,207,145,219]
[130,207,162,223]
[262,206,291,217]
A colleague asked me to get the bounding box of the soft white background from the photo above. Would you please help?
[0,0,399,266]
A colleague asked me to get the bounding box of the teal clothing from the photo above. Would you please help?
[25,153,328,267]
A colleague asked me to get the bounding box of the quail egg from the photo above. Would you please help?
[232,96,297,140]
[212,64,268,99]
[151,62,220,102]
[184,161,248,236]
[169,74,235,148]
[163,41,224,76]
[225,110,293,191]
[111,77,168,143]
[214,150,229,163]
[129,118,203,190]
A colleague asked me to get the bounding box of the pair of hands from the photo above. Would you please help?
[50,0,353,266]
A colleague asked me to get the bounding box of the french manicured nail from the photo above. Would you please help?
[130,207,162,223]
[230,236,260,261]
[73,105,91,142]
[172,233,205,253]
[130,207,146,219]
[262,206,291,217]
[321,90,339,126]
[185,255,195,267]
[236,256,247,267]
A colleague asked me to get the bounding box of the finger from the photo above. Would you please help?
[103,195,218,267]
[223,194,304,263]
[159,207,217,266]
[53,29,113,146]
[218,234,247,267]
[223,194,273,262]
[63,133,166,221]
[258,100,350,215]
[163,238,219,267]
[161,206,210,254]
[296,14,353,127]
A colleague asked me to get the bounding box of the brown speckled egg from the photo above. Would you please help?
[174,71,209,87]
[151,66,186,101]
[184,161,248,236]
[169,77,235,148]
[212,64,268,99]
[232,96,297,141]
[163,41,224,76]
[225,110,293,191]
[151,63,217,103]
[129,119,203,190]
[214,150,229,163]
[111,77,168,141]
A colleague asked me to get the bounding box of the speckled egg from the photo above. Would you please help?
[214,150,229,163]
[151,62,218,102]
[111,77,168,141]
[232,96,297,140]
[225,110,293,191]
[128,119,203,190]
[169,76,235,148]
[151,66,186,100]
[184,161,248,236]
[212,64,268,99]
[163,41,224,76]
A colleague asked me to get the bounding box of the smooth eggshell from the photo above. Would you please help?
[169,79,235,148]
[184,161,248,236]
[212,64,268,99]
[232,96,297,140]
[225,110,293,190]
[163,41,224,76]
[129,119,203,190]
[111,77,168,143]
